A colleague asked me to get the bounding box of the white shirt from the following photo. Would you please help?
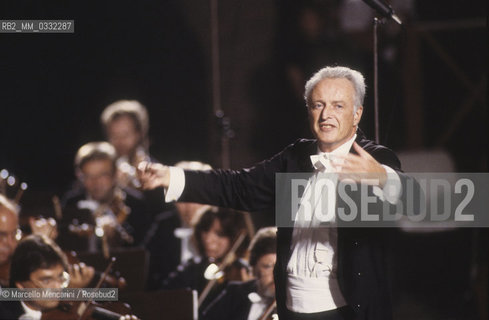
[174,227,198,264]
[247,292,271,320]
[286,134,401,312]
[286,135,356,313]
[165,135,401,313]
[19,301,42,320]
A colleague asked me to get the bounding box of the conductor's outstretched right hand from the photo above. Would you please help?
[137,161,171,190]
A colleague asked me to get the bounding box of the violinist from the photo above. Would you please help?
[0,235,137,320]
[0,194,20,287]
[161,208,254,311]
[1,194,96,292]
[100,100,151,190]
[0,235,70,319]
[202,227,277,320]
[61,142,150,251]
[101,100,168,235]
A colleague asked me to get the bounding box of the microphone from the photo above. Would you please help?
[362,0,402,25]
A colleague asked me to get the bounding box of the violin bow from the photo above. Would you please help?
[258,299,277,320]
[198,231,246,306]
[77,257,116,320]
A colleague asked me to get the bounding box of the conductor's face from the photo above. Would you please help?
[308,78,363,152]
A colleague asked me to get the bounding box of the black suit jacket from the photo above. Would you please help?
[162,258,249,312]
[61,187,151,249]
[178,133,409,320]
[201,280,261,320]
[0,300,24,320]
[143,208,182,290]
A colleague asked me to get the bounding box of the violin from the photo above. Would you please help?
[198,231,248,306]
[67,188,134,257]
[65,251,127,291]
[22,215,127,291]
[109,188,133,245]
[115,148,150,190]
[41,258,136,320]
[41,301,133,320]
[56,189,133,260]
[258,300,277,320]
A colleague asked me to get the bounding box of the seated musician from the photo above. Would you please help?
[0,235,137,320]
[161,208,254,311]
[1,194,95,292]
[0,235,70,319]
[101,100,168,232]
[144,161,213,290]
[202,227,277,320]
[61,142,150,251]
[0,194,20,287]
[100,99,151,189]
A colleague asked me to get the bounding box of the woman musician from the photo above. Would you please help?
[161,208,254,312]
[201,227,278,320]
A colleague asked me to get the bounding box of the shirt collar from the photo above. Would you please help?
[316,134,357,157]
[20,301,42,320]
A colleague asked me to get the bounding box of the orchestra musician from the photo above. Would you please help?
[101,99,168,230]
[202,227,278,320]
[143,161,213,290]
[0,235,72,319]
[0,235,137,320]
[1,194,96,292]
[0,194,20,287]
[161,208,254,312]
[100,100,151,190]
[61,142,150,252]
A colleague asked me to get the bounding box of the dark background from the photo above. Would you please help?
[0,1,487,319]
[1,1,486,194]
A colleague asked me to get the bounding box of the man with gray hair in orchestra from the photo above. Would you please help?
[0,194,20,287]
[138,66,411,320]
[100,100,151,189]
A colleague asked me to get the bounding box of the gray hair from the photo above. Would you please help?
[101,100,149,139]
[74,141,117,171]
[0,194,18,215]
[304,66,366,111]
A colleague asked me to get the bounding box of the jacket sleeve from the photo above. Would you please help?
[178,141,306,211]
[361,140,422,219]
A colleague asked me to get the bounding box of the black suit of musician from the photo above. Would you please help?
[60,141,151,252]
[202,280,259,320]
[202,227,277,320]
[139,66,413,320]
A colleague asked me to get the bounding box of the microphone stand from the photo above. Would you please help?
[215,110,234,169]
[373,17,386,144]
[364,0,402,144]
[210,0,234,169]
